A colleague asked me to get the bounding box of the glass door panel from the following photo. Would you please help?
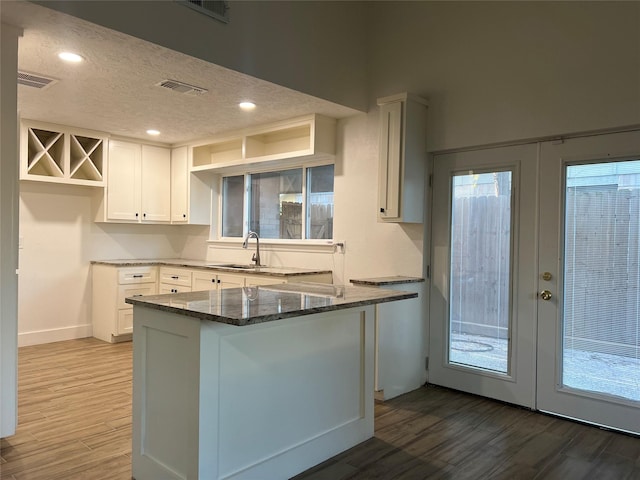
[562,161,640,402]
[449,171,513,374]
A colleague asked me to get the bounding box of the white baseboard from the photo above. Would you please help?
[18,324,93,347]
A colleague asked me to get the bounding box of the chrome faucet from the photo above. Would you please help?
[242,230,261,266]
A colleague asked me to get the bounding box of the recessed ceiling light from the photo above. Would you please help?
[146,129,161,136]
[239,101,256,111]
[58,51,83,63]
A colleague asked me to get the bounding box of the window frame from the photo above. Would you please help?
[216,160,335,244]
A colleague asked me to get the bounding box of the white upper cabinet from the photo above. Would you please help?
[377,93,428,223]
[20,120,107,187]
[103,140,170,223]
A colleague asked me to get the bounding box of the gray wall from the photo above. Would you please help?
[1,22,21,438]
[36,0,370,112]
[367,1,640,151]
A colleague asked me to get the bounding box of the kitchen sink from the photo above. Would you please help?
[207,263,265,270]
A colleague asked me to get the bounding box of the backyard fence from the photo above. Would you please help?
[451,187,640,358]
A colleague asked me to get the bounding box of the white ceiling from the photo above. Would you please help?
[2,1,360,145]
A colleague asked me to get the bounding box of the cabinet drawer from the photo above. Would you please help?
[159,267,192,287]
[117,309,133,335]
[192,271,218,291]
[159,284,191,295]
[118,266,158,285]
[118,284,157,309]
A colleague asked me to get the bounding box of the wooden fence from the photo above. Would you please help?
[451,188,640,358]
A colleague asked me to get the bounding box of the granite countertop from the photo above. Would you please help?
[350,276,425,286]
[125,282,417,326]
[91,258,331,277]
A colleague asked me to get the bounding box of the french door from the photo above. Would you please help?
[429,143,539,408]
[430,131,640,433]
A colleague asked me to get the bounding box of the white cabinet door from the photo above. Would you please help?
[192,270,218,291]
[171,146,188,223]
[141,145,171,223]
[377,93,427,223]
[107,140,141,221]
[218,273,245,289]
[378,100,403,220]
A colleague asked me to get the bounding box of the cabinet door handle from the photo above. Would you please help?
[132,294,143,297]
[380,207,385,213]
[135,213,139,218]
[183,214,186,218]
[133,274,143,278]
[143,213,147,218]
[171,275,179,279]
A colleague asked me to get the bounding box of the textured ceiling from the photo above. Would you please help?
[2,1,360,145]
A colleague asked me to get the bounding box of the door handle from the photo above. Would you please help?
[540,290,552,301]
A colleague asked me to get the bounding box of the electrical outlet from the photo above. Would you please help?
[333,240,346,254]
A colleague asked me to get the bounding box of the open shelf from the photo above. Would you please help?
[70,135,105,182]
[190,114,336,173]
[245,124,312,160]
[26,128,64,177]
[192,138,243,168]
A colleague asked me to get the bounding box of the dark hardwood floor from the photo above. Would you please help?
[1,338,639,479]
[295,387,640,480]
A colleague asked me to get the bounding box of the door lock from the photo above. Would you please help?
[542,272,553,281]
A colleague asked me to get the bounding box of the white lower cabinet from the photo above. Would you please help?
[93,263,333,343]
[159,266,192,294]
[217,273,245,290]
[92,264,158,343]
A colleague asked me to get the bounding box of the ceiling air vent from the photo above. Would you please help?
[18,71,58,90]
[177,0,230,24]
[155,79,208,96]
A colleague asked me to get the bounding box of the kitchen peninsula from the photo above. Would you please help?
[126,283,417,480]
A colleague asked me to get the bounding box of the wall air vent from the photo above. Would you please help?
[155,79,208,96]
[177,0,230,24]
[18,71,58,90]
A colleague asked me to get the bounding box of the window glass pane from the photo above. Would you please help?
[563,160,640,401]
[307,164,334,239]
[449,171,512,374]
[250,169,302,239]
[221,175,244,237]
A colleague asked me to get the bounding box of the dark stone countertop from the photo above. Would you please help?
[350,276,425,286]
[125,282,417,326]
[91,258,331,277]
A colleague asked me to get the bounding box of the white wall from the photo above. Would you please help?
[17,182,209,346]
[367,1,640,151]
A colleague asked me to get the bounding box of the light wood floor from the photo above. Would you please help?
[2,339,640,480]
[1,338,132,480]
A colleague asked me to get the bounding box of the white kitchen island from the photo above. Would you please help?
[126,283,417,480]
